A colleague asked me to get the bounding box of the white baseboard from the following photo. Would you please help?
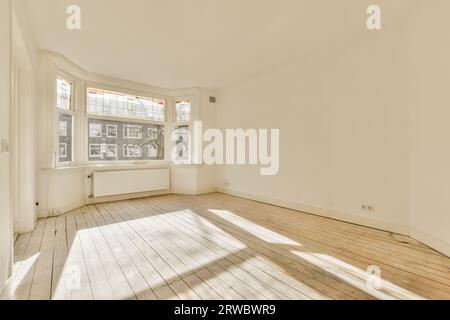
[38,199,86,218]
[410,227,450,257]
[92,189,170,205]
[36,188,213,219]
[171,187,217,195]
[216,187,410,235]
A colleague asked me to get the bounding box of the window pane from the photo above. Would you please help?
[87,118,164,161]
[175,100,191,122]
[56,78,72,110]
[175,125,190,161]
[87,87,165,122]
[58,114,73,163]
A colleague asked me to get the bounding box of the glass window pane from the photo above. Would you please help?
[175,125,190,161]
[87,118,164,161]
[56,78,72,110]
[58,113,73,163]
[176,100,191,122]
[87,87,165,122]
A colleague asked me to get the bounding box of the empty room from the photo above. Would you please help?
[1,0,450,310]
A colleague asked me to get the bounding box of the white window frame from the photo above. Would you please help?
[55,72,77,167]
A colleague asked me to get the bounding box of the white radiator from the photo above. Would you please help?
[92,168,170,198]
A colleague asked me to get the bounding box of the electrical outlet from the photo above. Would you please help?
[362,205,375,212]
[1,139,9,153]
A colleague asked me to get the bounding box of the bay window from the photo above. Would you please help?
[86,87,166,162]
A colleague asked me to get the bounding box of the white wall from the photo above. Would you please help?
[216,24,411,235]
[407,1,450,256]
[0,0,12,292]
[215,3,450,256]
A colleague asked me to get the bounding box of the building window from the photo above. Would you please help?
[89,144,103,158]
[56,78,72,110]
[148,128,158,140]
[148,145,157,158]
[107,144,118,158]
[123,144,142,158]
[89,123,103,138]
[175,100,191,122]
[106,125,118,138]
[123,125,142,139]
[174,125,190,161]
[87,87,165,122]
[58,120,68,136]
[59,143,67,158]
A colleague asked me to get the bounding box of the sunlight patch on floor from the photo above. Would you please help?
[208,209,302,246]
[52,210,247,300]
[291,251,425,300]
[0,253,40,299]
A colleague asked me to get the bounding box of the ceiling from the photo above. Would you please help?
[25,0,422,89]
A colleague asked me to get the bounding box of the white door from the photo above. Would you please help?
[0,0,12,290]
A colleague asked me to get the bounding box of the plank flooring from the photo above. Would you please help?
[2,193,450,300]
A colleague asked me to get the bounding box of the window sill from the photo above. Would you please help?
[43,161,172,173]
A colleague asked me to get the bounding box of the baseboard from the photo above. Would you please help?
[36,188,211,218]
[410,227,450,257]
[38,199,86,219]
[171,187,217,195]
[92,189,170,205]
[216,187,409,236]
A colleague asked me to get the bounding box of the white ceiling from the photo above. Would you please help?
[25,0,421,89]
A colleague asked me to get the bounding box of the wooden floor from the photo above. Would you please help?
[2,193,450,300]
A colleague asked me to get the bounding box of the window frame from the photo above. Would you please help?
[84,82,169,165]
[55,72,77,167]
[172,96,195,163]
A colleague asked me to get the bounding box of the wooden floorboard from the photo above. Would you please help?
[2,193,450,300]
